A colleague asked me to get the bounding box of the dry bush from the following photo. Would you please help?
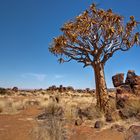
[23,98,40,106]
[0,88,13,96]
[38,95,60,108]
[0,99,25,114]
[0,88,7,95]
[32,101,67,140]
[64,102,78,121]
[0,99,13,113]
[32,118,66,140]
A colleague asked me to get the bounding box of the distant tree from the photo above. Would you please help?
[49,4,140,112]
[12,87,18,92]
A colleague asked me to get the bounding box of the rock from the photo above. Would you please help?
[113,70,140,95]
[94,120,104,129]
[112,73,124,87]
[125,125,140,140]
[129,125,140,134]
[105,113,113,122]
[135,76,140,85]
[75,118,83,126]
[37,112,49,120]
[116,85,132,109]
[125,70,136,86]
[124,71,140,95]
[136,112,140,120]
[134,85,140,95]
[77,107,94,120]
[116,93,130,109]
[111,124,125,132]
[119,107,137,119]
[116,92,129,109]
[116,85,132,94]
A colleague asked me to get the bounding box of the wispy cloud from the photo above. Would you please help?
[54,74,64,79]
[21,73,47,81]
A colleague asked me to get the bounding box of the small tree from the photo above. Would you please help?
[49,4,140,112]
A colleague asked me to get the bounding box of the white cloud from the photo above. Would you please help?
[54,74,64,79]
[21,73,47,81]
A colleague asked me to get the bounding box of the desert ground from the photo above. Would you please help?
[0,79,140,140]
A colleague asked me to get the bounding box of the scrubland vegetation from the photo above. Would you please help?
[0,82,140,140]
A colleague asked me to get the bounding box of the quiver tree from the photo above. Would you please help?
[49,3,140,112]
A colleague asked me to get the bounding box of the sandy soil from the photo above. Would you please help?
[0,105,41,140]
[0,104,125,140]
[70,125,125,140]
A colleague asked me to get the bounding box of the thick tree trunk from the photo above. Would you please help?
[93,62,110,113]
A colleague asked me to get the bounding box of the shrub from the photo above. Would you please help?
[12,87,18,92]
[0,88,7,95]
[33,102,67,140]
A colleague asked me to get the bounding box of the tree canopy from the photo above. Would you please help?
[49,4,140,68]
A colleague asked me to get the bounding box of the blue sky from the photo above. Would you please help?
[0,0,140,89]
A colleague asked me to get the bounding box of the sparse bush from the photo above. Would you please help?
[0,88,7,95]
[32,117,66,140]
[86,88,90,93]
[24,99,40,106]
[64,103,78,121]
[47,85,57,91]
[12,87,18,92]
[0,99,25,114]
[76,89,83,93]
[66,86,74,92]
[33,102,67,140]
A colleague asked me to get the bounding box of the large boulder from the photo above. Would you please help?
[125,70,140,88]
[135,76,140,85]
[94,120,104,129]
[111,124,126,132]
[113,70,140,109]
[116,85,132,109]
[125,70,136,86]
[116,85,132,94]
[75,118,83,126]
[133,76,140,95]
[125,70,140,95]
[125,125,140,140]
[133,85,140,95]
[112,73,124,87]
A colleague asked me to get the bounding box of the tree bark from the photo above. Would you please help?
[93,62,110,113]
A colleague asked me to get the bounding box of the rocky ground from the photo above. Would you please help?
[0,70,140,140]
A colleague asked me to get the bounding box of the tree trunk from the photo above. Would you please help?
[93,62,110,113]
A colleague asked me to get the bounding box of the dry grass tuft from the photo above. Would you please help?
[0,99,25,114]
[32,101,67,140]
